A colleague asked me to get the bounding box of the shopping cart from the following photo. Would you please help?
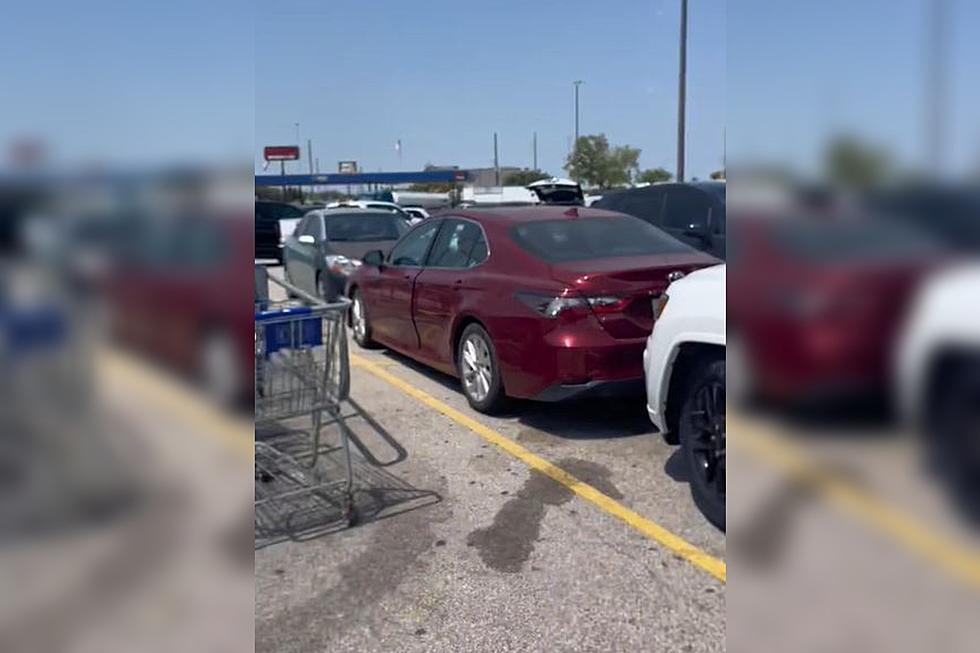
[254,267,357,527]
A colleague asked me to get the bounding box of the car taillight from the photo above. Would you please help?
[515,291,629,319]
[515,291,589,318]
[585,295,631,314]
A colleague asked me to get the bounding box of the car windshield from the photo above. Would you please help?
[510,216,696,263]
[771,219,943,262]
[324,212,409,242]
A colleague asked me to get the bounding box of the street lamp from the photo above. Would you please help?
[573,80,584,146]
[676,0,688,182]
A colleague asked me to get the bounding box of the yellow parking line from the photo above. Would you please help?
[99,348,254,459]
[351,353,727,584]
[729,417,980,590]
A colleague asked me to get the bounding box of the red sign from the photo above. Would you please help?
[263,145,300,161]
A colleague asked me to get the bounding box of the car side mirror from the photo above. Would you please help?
[297,234,316,245]
[362,249,385,267]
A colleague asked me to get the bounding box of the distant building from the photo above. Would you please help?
[464,167,523,187]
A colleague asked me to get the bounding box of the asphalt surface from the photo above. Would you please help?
[254,268,980,653]
[254,276,726,652]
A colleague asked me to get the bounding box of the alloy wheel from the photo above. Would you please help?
[460,334,493,402]
[689,379,726,502]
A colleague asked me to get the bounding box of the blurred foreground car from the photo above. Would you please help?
[347,207,718,413]
[592,182,726,259]
[644,264,726,529]
[727,216,946,406]
[868,184,980,255]
[897,264,980,521]
[108,214,253,404]
[282,209,409,301]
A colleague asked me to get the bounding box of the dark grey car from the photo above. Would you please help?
[592,182,726,259]
[282,209,409,300]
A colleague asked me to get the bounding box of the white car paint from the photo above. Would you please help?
[643,264,726,433]
[895,263,980,427]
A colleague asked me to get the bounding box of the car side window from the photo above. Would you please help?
[427,219,488,268]
[388,221,440,267]
[620,191,665,225]
[299,215,322,240]
[271,203,304,220]
[662,189,710,230]
[711,205,726,235]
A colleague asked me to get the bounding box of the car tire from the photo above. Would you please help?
[929,357,980,523]
[678,357,726,530]
[317,272,339,303]
[456,323,507,414]
[350,289,378,349]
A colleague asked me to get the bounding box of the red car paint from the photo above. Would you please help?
[348,207,718,401]
[107,213,255,397]
[727,215,946,401]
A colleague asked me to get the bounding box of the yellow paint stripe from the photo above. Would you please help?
[351,353,726,583]
[99,348,254,459]
[730,417,980,590]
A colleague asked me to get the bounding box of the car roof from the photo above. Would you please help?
[447,205,624,224]
[309,208,404,218]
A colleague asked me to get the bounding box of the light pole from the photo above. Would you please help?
[676,0,688,182]
[926,0,947,175]
[573,80,584,146]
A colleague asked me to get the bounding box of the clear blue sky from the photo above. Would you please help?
[5,1,973,179]
[256,0,727,179]
[0,0,253,167]
[729,0,980,177]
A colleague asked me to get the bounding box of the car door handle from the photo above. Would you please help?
[452,279,463,290]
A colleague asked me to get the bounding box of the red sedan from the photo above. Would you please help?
[347,206,718,412]
[727,214,948,405]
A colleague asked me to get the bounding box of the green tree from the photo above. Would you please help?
[709,169,726,180]
[637,167,673,184]
[564,134,641,189]
[823,135,892,189]
[502,169,550,186]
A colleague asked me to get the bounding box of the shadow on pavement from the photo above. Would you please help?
[370,348,654,440]
[254,399,441,550]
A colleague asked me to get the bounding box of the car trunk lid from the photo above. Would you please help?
[550,252,719,338]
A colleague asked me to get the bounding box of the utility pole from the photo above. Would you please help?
[573,80,584,145]
[533,132,538,170]
[493,132,500,186]
[926,0,947,175]
[676,0,688,182]
[307,139,313,175]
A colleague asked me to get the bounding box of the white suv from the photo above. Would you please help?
[896,264,980,519]
[643,264,726,528]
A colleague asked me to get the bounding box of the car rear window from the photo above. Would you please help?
[771,219,943,261]
[509,216,695,263]
[324,212,409,242]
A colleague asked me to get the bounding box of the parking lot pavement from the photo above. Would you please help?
[255,341,726,653]
[3,349,254,653]
[727,409,980,652]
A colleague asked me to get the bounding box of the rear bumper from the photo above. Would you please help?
[498,326,648,400]
[532,377,645,402]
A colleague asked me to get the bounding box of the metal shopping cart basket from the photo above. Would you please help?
[254,267,357,527]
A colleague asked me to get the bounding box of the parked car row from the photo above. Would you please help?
[322,204,726,526]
